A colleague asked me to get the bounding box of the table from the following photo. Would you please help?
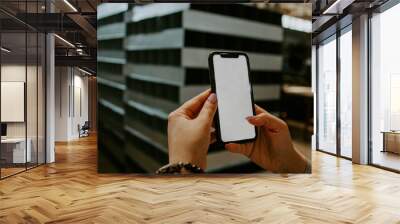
[1,138,31,164]
[382,131,400,154]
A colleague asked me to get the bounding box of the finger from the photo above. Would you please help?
[246,113,269,127]
[197,93,218,124]
[246,106,286,132]
[254,105,267,115]
[177,89,211,118]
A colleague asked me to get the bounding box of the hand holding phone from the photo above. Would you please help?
[209,52,257,144]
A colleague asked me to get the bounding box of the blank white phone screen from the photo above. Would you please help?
[213,54,256,142]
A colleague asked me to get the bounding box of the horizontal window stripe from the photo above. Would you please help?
[98,12,125,27]
[189,4,282,26]
[98,77,126,90]
[98,56,126,65]
[125,106,168,141]
[125,90,179,114]
[124,63,185,86]
[98,39,124,50]
[124,26,281,55]
[183,9,283,42]
[98,50,125,63]
[125,28,184,51]
[127,49,181,66]
[184,30,282,54]
[126,77,180,103]
[99,62,123,75]
[124,65,282,87]
[98,22,126,40]
[128,3,190,22]
[185,68,282,85]
[127,12,182,35]
[126,48,282,70]
[98,98,125,115]
[126,100,169,120]
[98,3,128,20]
[182,47,282,70]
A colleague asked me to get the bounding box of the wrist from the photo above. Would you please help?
[169,147,207,170]
[156,162,204,174]
[169,157,206,170]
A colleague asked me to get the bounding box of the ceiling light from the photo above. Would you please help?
[1,47,11,53]
[323,0,354,15]
[78,67,93,76]
[63,0,78,12]
[323,0,341,14]
[54,34,75,48]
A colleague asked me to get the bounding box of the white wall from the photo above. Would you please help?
[1,65,26,139]
[71,73,89,138]
[1,65,38,138]
[1,63,46,164]
[55,66,70,141]
[55,67,89,141]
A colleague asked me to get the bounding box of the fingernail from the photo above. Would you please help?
[207,93,217,104]
[246,116,255,121]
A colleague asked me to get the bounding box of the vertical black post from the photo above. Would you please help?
[44,35,47,164]
[367,11,372,165]
[73,68,74,118]
[336,27,341,157]
[315,44,319,151]
[36,0,39,167]
[44,0,48,164]
[0,20,2,179]
[25,0,28,171]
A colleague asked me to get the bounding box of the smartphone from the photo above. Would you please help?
[208,51,257,144]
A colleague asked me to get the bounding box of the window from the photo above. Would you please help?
[339,27,352,158]
[317,36,337,154]
[370,3,400,171]
[0,1,47,179]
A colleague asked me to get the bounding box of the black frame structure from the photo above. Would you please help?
[0,0,47,180]
[315,20,353,160]
[367,0,400,173]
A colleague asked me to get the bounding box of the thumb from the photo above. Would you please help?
[246,112,287,133]
[197,93,217,124]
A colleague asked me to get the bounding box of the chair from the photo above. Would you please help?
[78,121,90,138]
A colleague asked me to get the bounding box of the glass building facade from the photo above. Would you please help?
[0,0,47,179]
[315,0,400,172]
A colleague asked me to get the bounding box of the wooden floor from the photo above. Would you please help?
[1,135,400,223]
[373,151,400,171]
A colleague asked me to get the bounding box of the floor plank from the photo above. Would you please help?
[0,135,400,223]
